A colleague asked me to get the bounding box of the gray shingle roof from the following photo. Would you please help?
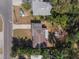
[32,22,47,48]
[32,0,52,16]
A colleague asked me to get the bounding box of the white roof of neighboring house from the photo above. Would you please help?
[32,1,52,16]
[31,55,43,59]
[12,0,23,6]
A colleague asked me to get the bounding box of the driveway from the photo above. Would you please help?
[13,24,31,29]
[12,0,22,6]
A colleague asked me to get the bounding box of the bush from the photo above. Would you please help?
[22,2,31,10]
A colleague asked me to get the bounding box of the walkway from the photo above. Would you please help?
[0,15,4,59]
[0,32,4,59]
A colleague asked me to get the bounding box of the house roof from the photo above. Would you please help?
[31,55,43,59]
[32,22,48,48]
[32,0,52,16]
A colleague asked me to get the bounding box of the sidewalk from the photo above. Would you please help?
[0,54,3,59]
[0,32,4,59]
[13,24,31,30]
[0,15,4,59]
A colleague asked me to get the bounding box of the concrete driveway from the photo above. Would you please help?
[13,24,31,30]
[12,0,22,6]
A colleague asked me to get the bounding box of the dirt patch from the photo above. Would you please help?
[13,6,33,24]
[0,16,3,32]
[13,29,32,39]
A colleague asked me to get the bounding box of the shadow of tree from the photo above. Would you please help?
[35,42,47,48]
[12,37,32,49]
[18,55,26,59]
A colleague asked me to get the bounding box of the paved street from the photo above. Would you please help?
[0,0,12,59]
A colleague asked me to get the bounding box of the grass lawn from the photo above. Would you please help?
[13,29,32,39]
[0,16,3,32]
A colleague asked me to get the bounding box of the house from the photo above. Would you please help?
[31,20,49,48]
[32,0,52,16]
[31,55,43,59]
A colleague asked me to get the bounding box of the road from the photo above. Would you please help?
[0,0,12,59]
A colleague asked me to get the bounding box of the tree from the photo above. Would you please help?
[55,15,68,29]
[22,2,31,10]
[50,0,58,5]
[11,37,32,57]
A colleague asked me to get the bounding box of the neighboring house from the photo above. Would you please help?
[31,55,43,59]
[31,20,49,48]
[32,0,52,16]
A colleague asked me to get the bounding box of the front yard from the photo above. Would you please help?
[13,6,33,24]
[13,29,32,39]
